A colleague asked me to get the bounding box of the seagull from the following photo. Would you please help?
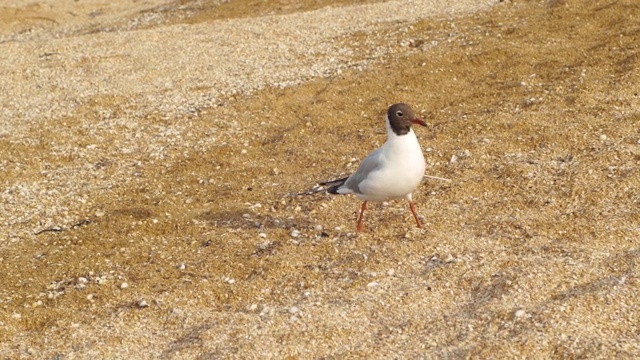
[320,103,427,232]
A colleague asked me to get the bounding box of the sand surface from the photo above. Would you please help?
[1,0,639,358]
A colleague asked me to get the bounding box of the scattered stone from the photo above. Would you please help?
[171,308,184,316]
[288,306,300,314]
[259,232,267,238]
[120,282,129,289]
[387,269,395,276]
[515,309,526,317]
[290,229,300,238]
[137,299,149,308]
[367,281,379,289]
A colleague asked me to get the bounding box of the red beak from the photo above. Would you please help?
[411,118,428,127]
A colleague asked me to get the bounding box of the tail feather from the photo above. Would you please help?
[318,176,349,194]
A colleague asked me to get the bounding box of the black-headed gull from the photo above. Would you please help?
[320,103,427,232]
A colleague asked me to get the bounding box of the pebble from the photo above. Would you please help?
[260,306,273,317]
[137,299,149,308]
[288,306,300,314]
[240,149,247,154]
[515,309,526,317]
[120,282,129,289]
[257,240,271,250]
[599,134,607,141]
[258,232,267,238]
[314,224,323,231]
[86,294,94,301]
[290,229,300,238]
[171,308,184,316]
[366,281,379,289]
[387,269,395,276]
[177,263,186,270]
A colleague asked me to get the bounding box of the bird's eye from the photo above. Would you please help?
[396,111,403,117]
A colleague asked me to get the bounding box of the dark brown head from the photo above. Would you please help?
[387,103,427,136]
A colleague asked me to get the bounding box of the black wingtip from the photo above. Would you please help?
[318,176,349,194]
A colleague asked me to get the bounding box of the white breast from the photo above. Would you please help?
[355,127,426,202]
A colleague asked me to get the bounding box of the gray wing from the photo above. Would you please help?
[340,148,384,194]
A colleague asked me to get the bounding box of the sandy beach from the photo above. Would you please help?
[1,0,638,358]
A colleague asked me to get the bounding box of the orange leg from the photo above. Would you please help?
[409,201,422,228]
[356,201,367,232]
